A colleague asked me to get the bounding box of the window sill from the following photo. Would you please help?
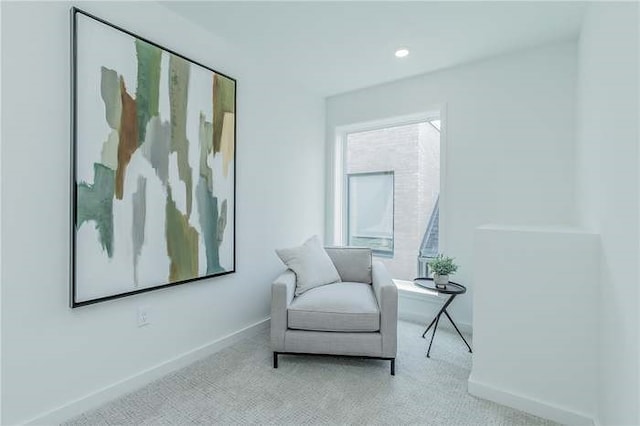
[372,252,394,259]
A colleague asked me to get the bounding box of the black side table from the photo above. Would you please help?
[413,278,473,358]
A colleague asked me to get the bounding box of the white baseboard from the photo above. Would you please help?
[468,375,596,426]
[24,318,270,426]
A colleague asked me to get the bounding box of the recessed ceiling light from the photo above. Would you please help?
[395,48,409,58]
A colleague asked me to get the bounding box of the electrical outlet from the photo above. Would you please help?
[137,307,150,327]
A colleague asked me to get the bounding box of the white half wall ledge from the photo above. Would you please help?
[23,318,270,426]
[475,224,595,234]
[468,377,596,426]
[470,225,599,426]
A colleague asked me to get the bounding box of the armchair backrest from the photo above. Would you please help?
[324,247,372,284]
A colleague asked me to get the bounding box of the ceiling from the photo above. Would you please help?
[163,1,587,97]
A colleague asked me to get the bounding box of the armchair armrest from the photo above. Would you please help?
[271,270,296,351]
[372,261,398,358]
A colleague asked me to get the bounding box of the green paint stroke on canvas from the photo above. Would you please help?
[100,67,122,130]
[165,187,199,282]
[212,74,235,154]
[198,113,214,189]
[169,55,193,217]
[77,163,115,257]
[218,199,227,245]
[132,176,147,287]
[135,40,162,145]
[196,178,226,274]
[141,116,170,185]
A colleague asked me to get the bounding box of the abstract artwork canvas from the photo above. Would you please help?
[71,8,236,307]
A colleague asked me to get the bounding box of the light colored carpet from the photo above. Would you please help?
[65,321,555,425]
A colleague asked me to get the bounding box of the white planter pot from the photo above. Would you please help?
[434,274,449,286]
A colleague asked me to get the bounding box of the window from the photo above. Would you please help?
[347,172,394,256]
[338,116,441,281]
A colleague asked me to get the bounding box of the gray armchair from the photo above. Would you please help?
[271,247,398,375]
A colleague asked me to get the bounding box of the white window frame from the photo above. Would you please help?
[329,107,448,256]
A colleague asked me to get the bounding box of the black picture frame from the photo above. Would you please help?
[70,7,237,308]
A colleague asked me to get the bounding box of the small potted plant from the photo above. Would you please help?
[428,254,458,288]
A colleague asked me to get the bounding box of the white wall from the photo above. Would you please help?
[0,2,325,424]
[575,3,639,425]
[470,225,599,425]
[326,43,578,326]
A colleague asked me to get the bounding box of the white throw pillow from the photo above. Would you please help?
[276,236,342,296]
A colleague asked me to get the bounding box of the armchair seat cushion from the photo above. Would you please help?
[288,282,380,332]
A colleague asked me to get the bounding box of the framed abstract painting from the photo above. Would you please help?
[70,8,236,307]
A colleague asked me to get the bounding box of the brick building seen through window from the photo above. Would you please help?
[345,120,440,281]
